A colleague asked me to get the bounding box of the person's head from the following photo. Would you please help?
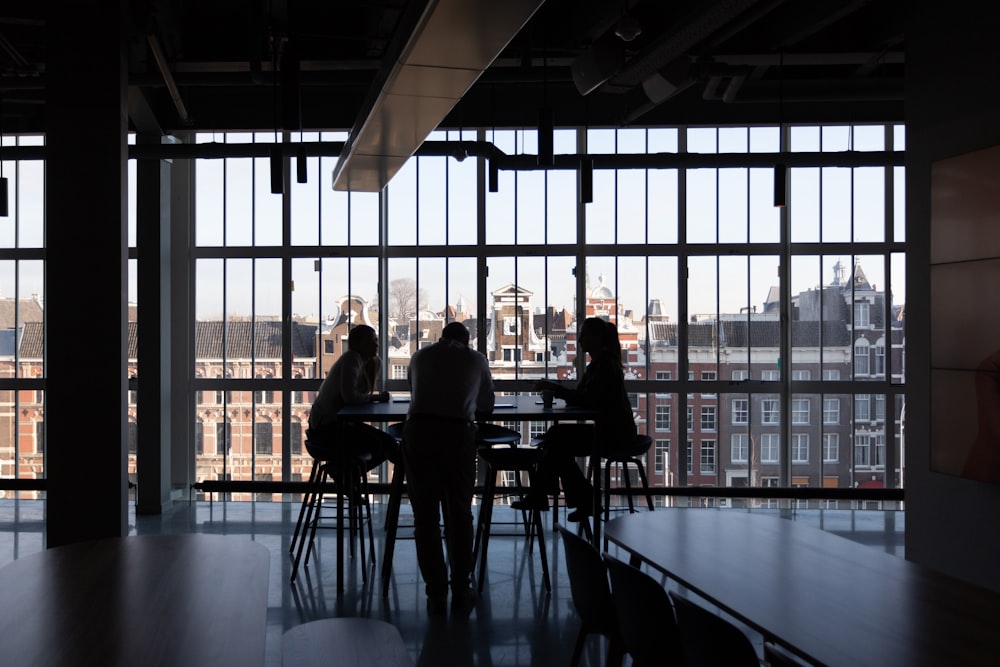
[441,321,471,346]
[347,324,379,360]
[578,317,622,367]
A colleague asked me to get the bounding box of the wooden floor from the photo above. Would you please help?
[0,499,905,667]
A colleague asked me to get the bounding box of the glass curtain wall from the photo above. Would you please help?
[44,121,898,507]
[0,122,905,509]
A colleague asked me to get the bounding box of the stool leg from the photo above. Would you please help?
[634,458,654,510]
[624,461,636,514]
[290,459,319,556]
[476,467,497,592]
[290,462,323,582]
[532,508,551,593]
[381,464,404,597]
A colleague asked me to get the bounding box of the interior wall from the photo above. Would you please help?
[906,3,1000,591]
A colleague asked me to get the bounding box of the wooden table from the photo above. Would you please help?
[0,533,270,667]
[604,509,1000,667]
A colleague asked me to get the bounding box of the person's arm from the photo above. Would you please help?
[474,353,496,415]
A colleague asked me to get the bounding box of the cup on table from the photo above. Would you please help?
[541,389,554,408]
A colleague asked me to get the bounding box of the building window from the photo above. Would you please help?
[655,405,671,431]
[791,398,810,424]
[762,399,779,424]
[290,421,303,455]
[628,392,639,409]
[700,440,716,473]
[823,433,839,463]
[732,398,749,425]
[214,374,223,404]
[216,422,230,455]
[874,339,886,376]
[854,433,871,466]
[700,406,716,431]
[324,340,334,354]
[255,422,273,455]
[654,439,669,476]
[687,405,694,432]
[686,440,693,476]
[731,369,749,381]
[854,340,870,376]
[791,370,811,381]
[392,364,407,380]
[855,394,871,422]
[195,421,204,456]
[823,398,840,424]
[822,369,841,381]
[792,434,809,463]
[854,301,870,328]
[35,420,45,456]
[655,370,672,380]
[128,421,138,454]
[731,433,748,463]
[700,370,717,381]
[529,421,547,439]
[760,434,779,463]
[874,394,885,421]
[761,370,779,381]
[874,433,886,466]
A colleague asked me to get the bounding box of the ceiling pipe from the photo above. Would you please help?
[147,33,189,123]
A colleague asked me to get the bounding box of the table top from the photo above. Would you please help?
[0,533,270,667]
[338,393,598,422]
[604,509,1000,667]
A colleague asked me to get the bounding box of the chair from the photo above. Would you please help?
[474,443,551,593]
[668,590,762,667]
[587,433,654,520]
[558,525,624,667]
[603,554,683,667]
[290,432,376,592]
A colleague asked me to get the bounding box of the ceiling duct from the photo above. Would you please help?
[332,0,545,192]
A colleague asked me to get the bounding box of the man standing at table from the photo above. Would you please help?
[404,321,495,616]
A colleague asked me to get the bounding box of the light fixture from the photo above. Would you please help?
[538,107,553,166]
[579,158,593,204]
[0,90,6,217]
[296,144,307,183]
[773,51,785,208]
[270,146,283,194]
[488,161,499,192]
[773,164,786,208]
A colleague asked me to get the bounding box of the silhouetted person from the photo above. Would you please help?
[514,317,636,521]
[308,324,398,468]
[404,321,495,616]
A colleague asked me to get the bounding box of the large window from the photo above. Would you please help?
[169,123,904,500]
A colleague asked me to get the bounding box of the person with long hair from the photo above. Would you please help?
[513,317,637,521]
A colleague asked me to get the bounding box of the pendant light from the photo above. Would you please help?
[773,52,786,208]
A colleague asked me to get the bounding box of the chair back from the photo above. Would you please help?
[668,590,761,667]
[558,526,618,637]
[603,554,682,667]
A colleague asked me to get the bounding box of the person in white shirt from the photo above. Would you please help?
[403,321,495,615]
[308,324,398,468]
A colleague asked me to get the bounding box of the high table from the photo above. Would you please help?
[0,533,270,667]
[604,509,1000,667]
[339,394,602,594]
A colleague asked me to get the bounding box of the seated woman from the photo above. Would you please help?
[308,324,399,468]
[512,317,637,521]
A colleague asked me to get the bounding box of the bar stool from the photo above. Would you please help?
[474,443,551,593]
[586,433,654,547]
[291,435,376,593]
[472,422,525,560]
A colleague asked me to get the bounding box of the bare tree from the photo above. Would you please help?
[388,277,428,321]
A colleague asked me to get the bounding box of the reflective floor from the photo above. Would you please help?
[0,498,904,667]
